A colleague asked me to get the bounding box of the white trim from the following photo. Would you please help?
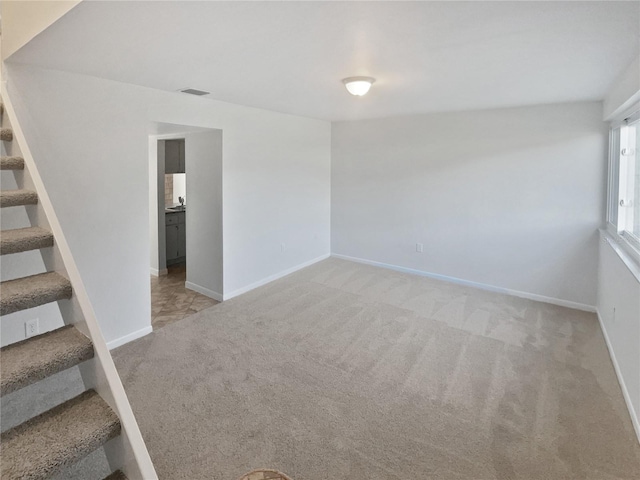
[184,281,223,302]
[150,268,168,277]
[331,253,596,312]
[600,230,640,283]
[596,310,640,445]
[606,95,640,124]
[224,253,330,300]
[106,326,153,350]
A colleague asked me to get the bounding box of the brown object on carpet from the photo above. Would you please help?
[114,258,640,479]
[238,469,293,480]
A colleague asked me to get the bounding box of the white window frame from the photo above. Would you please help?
[607,108,640,266]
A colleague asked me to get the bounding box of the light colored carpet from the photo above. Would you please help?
[0,226,54,255]
[1,325,93,396]
[1,389,121,479]
[0,271,72,315]
[113,258,640,479]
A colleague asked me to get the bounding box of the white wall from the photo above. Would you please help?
[6,64,331,345]
[148,135,164,276]
[598,54,640,442]
[597,233,640,440]
[0,1,80,60]
[332,102,607,308]
[185,131,223,298]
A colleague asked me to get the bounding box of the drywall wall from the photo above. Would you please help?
[185,130,223,299]
[604,56,640,122]
[0,1,80,60]
[6,64,330,346]
[597,233,640,441]
[148,135,164,276]
[332,102,607,308]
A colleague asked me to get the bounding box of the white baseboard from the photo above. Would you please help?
[185,281,223,302]
[331,253,596,313]
[596,309,640,444]
[106,325,153,350]
[224,253,330,301]
[150,268,168,277]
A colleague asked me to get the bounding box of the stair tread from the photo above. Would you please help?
[1,226,54,255]
[1,325,93,396]
[0,155,24,170]
[1,127,12,141]
[0,271,72,315]
[0,189,38,207]
[1,390,121,480]
[103,470,127,480]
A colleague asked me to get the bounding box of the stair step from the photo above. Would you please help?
[1,155,25,170]
[1,127,13,141]
[0,272,72,315]
[1,226,54,255]
[104,470,127,480]
[0,189,38,207]
[1,325,93,396]
[1,390,121,480]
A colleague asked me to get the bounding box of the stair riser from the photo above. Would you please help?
[1,366,87,433]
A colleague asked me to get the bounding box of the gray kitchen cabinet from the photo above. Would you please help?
[177,223,186,257]
[165,211,186,262]
[164,139,185,173]
[166,224,179,261]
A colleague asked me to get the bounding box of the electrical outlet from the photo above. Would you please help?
[416,243,424,253]
[25,319,39,338]
[281,243,286,253]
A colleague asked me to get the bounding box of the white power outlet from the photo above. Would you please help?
[416,243,424,253]
[25,319,39,338]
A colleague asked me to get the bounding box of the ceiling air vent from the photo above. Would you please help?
[179,88,210,96]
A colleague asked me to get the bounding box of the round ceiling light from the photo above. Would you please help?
[342,76,375,96]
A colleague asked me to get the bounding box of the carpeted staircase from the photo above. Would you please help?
[0,98,134,479]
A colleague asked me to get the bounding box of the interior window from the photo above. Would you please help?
[610,112,640,253]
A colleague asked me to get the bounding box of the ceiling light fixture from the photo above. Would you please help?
[342,76,375,96]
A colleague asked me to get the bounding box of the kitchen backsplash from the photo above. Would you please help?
[165,174,174,206]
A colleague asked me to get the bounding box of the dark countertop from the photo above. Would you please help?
[165,206,186,214]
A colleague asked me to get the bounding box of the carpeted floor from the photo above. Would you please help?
[113,258,640,479]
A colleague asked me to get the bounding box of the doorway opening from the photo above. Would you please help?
[148,123,223,329]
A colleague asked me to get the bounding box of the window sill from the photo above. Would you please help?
[600,229,640,283]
